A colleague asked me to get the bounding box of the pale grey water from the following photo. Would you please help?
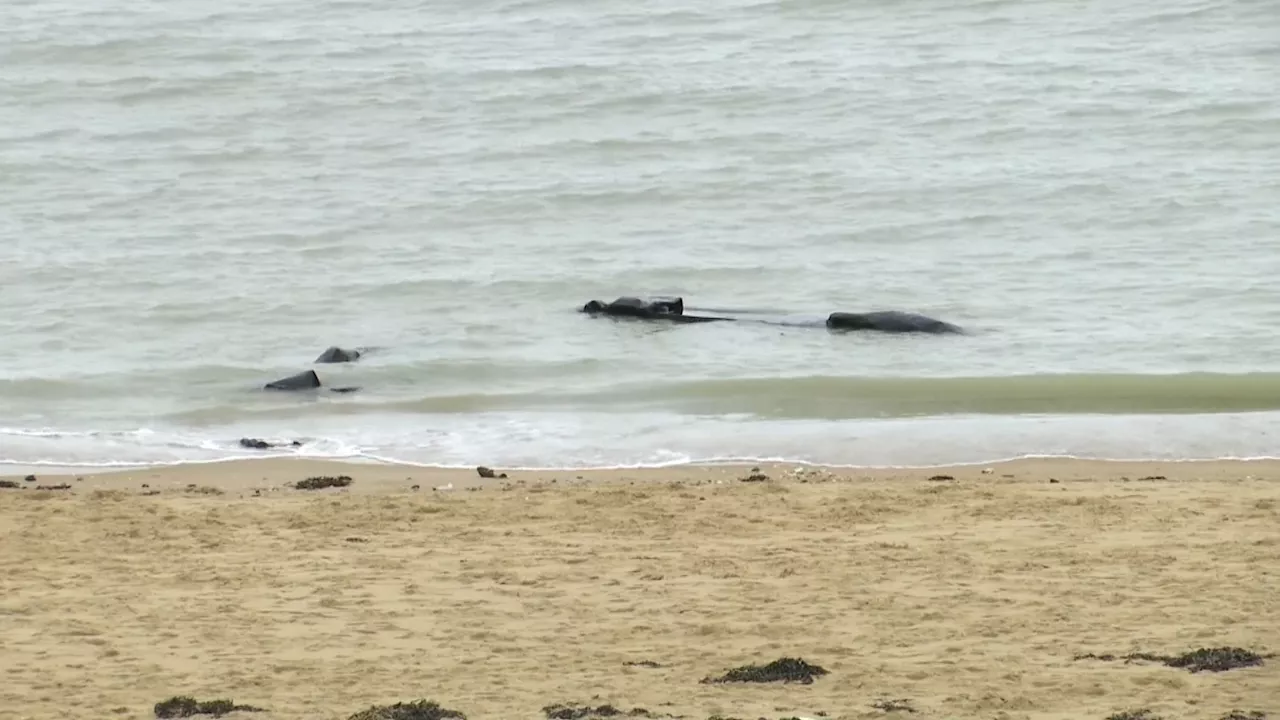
[2,0,1280,470]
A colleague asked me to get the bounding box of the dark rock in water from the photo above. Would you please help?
[24,474,37,483]
[263,370,360,394]
[295,475,353,490]
[1075,646,1271,673]
[315,346,362,364]
[476,466,508,479]
[826,310,962,334]
[154,696,265,718]
[347,700,466,720]
[581,296,728,324]
[239,438,303,450]
[701,657,829,685]
[264,370,321,391]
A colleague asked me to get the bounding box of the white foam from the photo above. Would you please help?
[4,410,1280,474]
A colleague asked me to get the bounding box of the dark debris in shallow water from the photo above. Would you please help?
[153,696,265,718]
[347,700,466,720]
[1075,646,1271,673]
[701,657,829,685]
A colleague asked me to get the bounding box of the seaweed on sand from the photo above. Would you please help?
[347,700,466,720]
[154,696,264,718]
[295,475,353,490]
[1075,646,1271,673]
[701,657,829,685]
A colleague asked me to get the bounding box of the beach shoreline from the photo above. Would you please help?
[6,455,1280,495]
[2,457,1277,719]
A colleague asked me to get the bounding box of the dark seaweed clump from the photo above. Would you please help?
[295,475,353,490]
[154,696,265,718]
[543,706,675,720]
[872,698,915,713]
[1220,712,1266,720]
[347,700,466,720]
[1076,646,1270,673]
[0,480,20,489]
[1105,710,1161,720]
[701,657,829,685]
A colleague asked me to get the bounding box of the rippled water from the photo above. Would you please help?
[2,0,1278,470]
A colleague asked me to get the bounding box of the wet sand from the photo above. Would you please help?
[2,458,1277,720]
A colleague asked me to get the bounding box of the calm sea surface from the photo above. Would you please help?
[2,0,1279,471]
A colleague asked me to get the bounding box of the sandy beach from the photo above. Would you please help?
[1,458,1277,720]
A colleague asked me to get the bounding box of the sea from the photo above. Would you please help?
[2,0,1278,473]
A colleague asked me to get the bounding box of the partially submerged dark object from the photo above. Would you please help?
[295,475,353,490]
[154,696,265,718]
[347,700,466,720]
[1075,646,1271,673]
[315,346,363,364]
[701,657,829,685]
[580,297,962,334]
[263,369,360,394]
[239,437,303,450]
[826,310,962,334]
[581,296,728,324]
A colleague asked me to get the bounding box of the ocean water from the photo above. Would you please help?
[2,0,1279,472]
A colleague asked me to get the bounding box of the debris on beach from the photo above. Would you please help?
[739,467,769,483]
[0,480,21,489]
[294,475,353,490]
[543,704,674,719]
[153,696,265,718]
[1219,712,1266,720]
[1075,646,1271,673]
[476,466,507,479]
[701,657,829,685]
[623,659,664,668]
[184,484,225,496]
[345,536,368,543]
[1137,475,1167,481]
[35,483,72,491]
[785,467,838,483]
[925,474,954,482]
[346,699,466,720]
[1104,710,1161,720]
[24,474,37,483]
[871,698,916,713]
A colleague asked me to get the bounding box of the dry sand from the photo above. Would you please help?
[1,458,1278,720]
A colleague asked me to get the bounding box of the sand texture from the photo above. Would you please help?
[1,458,1278,720]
